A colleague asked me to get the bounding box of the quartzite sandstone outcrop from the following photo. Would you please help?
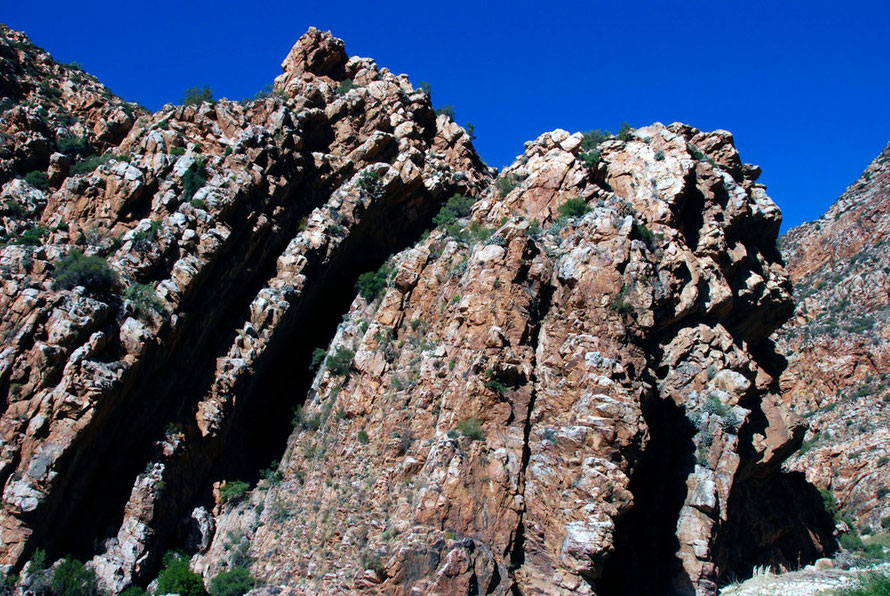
[778,143,890,532]
[0,25,835,595]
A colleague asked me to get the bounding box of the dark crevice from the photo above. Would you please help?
[673,171,705,252]
[714,471,837,584]
[119,175,465,583]
[27,153,316,566]
[596,394,697,596]
[508,257,554,580]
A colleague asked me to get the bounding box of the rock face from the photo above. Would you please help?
[777,143,890,532]
[0,24,834,596]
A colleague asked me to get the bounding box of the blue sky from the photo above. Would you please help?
[5,1,889,231]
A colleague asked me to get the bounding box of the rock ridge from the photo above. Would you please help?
[0,25,836,596]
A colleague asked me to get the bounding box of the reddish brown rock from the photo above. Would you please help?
[0,25,834,596]
[778,142,890,533]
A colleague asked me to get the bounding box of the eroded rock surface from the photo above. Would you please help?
[0,24,834,596]
[778,142,890,532]
[201,125,831,595]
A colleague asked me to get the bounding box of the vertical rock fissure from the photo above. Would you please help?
[595,388,697,595]
[36,165,324,564]
[508,278,555,582]
[118,179,460,584]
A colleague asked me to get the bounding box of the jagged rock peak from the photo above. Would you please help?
[278,27,348,80]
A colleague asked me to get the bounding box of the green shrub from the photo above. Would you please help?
[357,430,369,444]
[834,573,890,596]
[310,347,326,371]
[190,198,207,209]
[335,79,358,95]
[456,418,484,441]
[219,481,250,505]
[120,587,149,596]
[326,346,355,376]
[581,129,610,151]
[433,193,475,237]
[419,81,432,95]
[558,198,591,218]
[14,226,48,246]
[654,149,665,161]
[181,159,207,203]
[132,220,162,254]
[51,557,100,596]
[356,262,395,302]
[495,173,520,197]
[39,81,62,100]
[157,552,207,596]
[70,151,113,175]
[125,282,162,318]
[634,222,661,249]
[610,284,632,314]
[4,200,26,219]
[52,249,118,296]
[704,394,740,429]
[881,516,890,530]
[840,528,864,551]
[617,121,634,141]
[170,146,186,156]
[182,85,214,106]
[820,488,839,519]
[357,170,383,194]
[464,122,476,141]
[209,566,255,596]
[56,136,90,156]
[578,150,601,169]
[24,170,48,190]
[27,548,47,574]
[436,105,455,119]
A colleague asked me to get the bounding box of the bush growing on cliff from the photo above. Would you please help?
[24,170,49,190]
[182,85,214,106]
[558,198,591,218]
[70,151,114,176]
[433,193,475,237]
[181,159,207,203]
[581,129,610,151]
[125,282,163,319]
[120,587,148,596]
[51,557,100,596]
[617,121,634,141]
[14,225,48,246]
[52,249,118,297]
[310,347,326,371]
[356,261,395,302]
[357,170,383,195]
[435,105,455,119]
[209,566,255,596]
[335,79,357,95]
[456,418,484,441]
[219,480,250,505]
[495,173,520,197]
[326,346,355,376]
[157,552,207,596]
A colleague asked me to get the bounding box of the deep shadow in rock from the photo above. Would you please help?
[714,470,837,585]
[595,394,697,596]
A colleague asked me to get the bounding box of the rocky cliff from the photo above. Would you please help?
[0,25,834,595]
[778,143,890,533]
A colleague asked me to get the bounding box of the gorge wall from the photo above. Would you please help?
[0,25,836,595]
[778,143,890,533]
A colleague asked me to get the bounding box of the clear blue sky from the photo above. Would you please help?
[5,1,889,231]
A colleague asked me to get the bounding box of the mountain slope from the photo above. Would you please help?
[0,25,835,596]
[778,143,890,532]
